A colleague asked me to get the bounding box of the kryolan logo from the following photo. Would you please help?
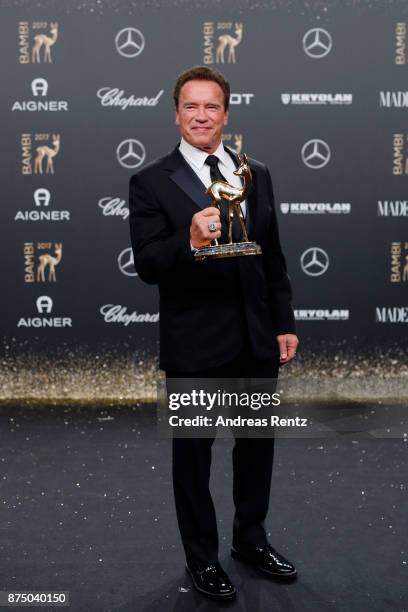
[116,139,146,169]
[115,28,145,58]
[300,248,329,277]
[301,139,331,169]
[281,93,352,106]
[303,28,332,58]
[295,309,349,321]
[280,202,351,215]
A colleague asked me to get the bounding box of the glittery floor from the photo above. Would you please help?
[1,340,407,404]
[0,404,406,611]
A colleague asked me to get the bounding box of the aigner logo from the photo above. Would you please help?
[300,247,329,277]
[118,247,137,276]
[17,295,72,328]
[36,295,53,313]
[301,139,331,169]
[32,77,48,96]
[115,27,145,58]
[116,139,146,168]
[203,22,243,65]
[12,78,68,112]
[303,28,332,59]
[15,188,70,222]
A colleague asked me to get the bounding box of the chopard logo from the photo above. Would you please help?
[98,197,129,220]
[96,87,163,110]
[100,304,159,325]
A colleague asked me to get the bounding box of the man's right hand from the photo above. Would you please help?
[190,207,222,248]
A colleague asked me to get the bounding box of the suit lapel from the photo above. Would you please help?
[165,146,211,211]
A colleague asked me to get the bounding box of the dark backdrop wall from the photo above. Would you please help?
[0,0,407,402]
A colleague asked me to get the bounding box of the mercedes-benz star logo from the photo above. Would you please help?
[301,139,331,169]
[115,27,145,58]
[300,247,329,276]
[116,139,146,169]
[118,247,137,276]
[303,28,332,59]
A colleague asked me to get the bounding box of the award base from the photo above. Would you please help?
[194,241,262,261]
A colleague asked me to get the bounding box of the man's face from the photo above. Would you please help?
[175,79,229,153]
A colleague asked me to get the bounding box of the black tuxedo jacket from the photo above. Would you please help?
[128,144,295,372]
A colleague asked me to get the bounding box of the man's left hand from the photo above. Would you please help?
[276,334,299,365]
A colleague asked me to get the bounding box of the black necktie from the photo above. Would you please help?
[205,155,242,243]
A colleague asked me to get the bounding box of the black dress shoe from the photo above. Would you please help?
[231,543,297,579]
[186,562,236,600]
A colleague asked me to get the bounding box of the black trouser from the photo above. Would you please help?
[166,343,279,568]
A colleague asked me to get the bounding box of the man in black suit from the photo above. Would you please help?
[129,66,299,601]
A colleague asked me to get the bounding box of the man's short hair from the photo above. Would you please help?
[173,66,230,111]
